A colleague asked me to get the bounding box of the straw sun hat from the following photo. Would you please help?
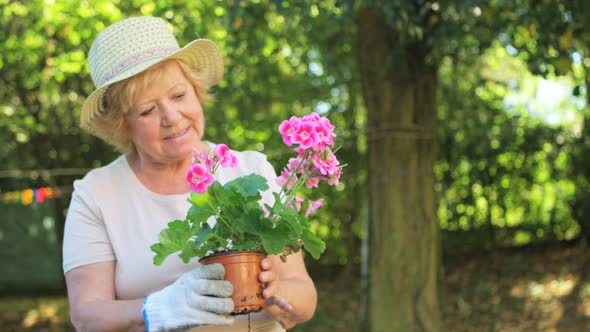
[81,16,224,130]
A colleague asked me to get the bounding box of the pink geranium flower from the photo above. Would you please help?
[279,112,336,152]
[214,144,238,168]
[294,147,306,158]
[186,164,214,194]
[325,167,342,186]
[277,168,298,189]
[278,116,301,146]
[305,198,324,217]
[305,177,319,189]
[193,148,215,171]
[312,117,336,151]
[289,196,305,212]
[291,121,318,149]
[288,157,305,174]
[312,148,340,176]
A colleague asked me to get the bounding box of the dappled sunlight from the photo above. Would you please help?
[583,299,590,317]
[442,246,590,332]
[509,274,577,300]
[579,282,590,317]
[0,297,72,331]
[22,300,64,328]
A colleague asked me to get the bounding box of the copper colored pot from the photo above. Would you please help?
[199,250,266,315]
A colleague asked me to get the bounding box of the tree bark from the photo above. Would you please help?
[357,6,440,332]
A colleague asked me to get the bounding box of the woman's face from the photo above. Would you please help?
[126,61,205,166]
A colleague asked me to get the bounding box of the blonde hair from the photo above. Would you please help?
[91,59,212,152]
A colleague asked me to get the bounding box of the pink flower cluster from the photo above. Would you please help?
[186,113,342,221]
[279,113,336,151]
[186,144,237,193]
[277,113,342,191]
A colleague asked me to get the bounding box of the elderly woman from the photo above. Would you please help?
[62,17,317,331]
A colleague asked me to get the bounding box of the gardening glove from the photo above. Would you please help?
[143,263,234,331]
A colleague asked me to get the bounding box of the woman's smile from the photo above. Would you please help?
[163,126,190,141]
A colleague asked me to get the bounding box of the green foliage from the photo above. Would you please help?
[436,42,581,244]
[0,0,361,265]
[225,173,269,197]
[150,174,325,264]
[2,0,590,272]
[499,1,590,242]
[150,220,198,266]
[495,1,590,77]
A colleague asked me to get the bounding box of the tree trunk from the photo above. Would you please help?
[357,6,440,332]
[337,79,364,284]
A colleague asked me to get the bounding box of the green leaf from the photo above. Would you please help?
[271,192,283,208]
[195,222,214,245]
[224,173,269,197]
[259,222,293,255]
[231,240,258,251]
[216,191,247,224]
[272,198,303,236]
[235,203,266,235]
[157,220,193,246]
[179,240,199,263]
[301,228,326,260]
[150,220,197,265]
[151,243,179,266]
[210,181,232,205]
[194,222,229,254]
[299,214,311,228]
[187,205,215,224]
[187,191,216,224]
[189,190,212,207]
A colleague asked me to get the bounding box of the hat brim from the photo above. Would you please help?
[81,39,223,130]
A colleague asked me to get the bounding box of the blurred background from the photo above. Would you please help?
[1,0,590,331]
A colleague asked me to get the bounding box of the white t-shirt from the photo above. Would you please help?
[62,142,284,331]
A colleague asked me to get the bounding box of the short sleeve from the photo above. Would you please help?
[62,178,115,274]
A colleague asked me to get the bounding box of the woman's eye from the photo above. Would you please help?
[174,93,185,99]
[140,107,154,116]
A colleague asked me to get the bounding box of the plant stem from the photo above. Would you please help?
[207,200,237,236]
[279,150,311,200]
[282,151,315,210]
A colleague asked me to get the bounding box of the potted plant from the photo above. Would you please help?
[150,112,342,314]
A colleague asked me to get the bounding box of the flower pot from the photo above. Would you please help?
[198,250,266,315]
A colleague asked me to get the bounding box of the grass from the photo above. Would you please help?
[2,244,590,331]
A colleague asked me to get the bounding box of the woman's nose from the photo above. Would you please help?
[160,102,182,126]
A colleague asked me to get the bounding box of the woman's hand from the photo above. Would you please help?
[258,253,317,329]
[258,257,294,313]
